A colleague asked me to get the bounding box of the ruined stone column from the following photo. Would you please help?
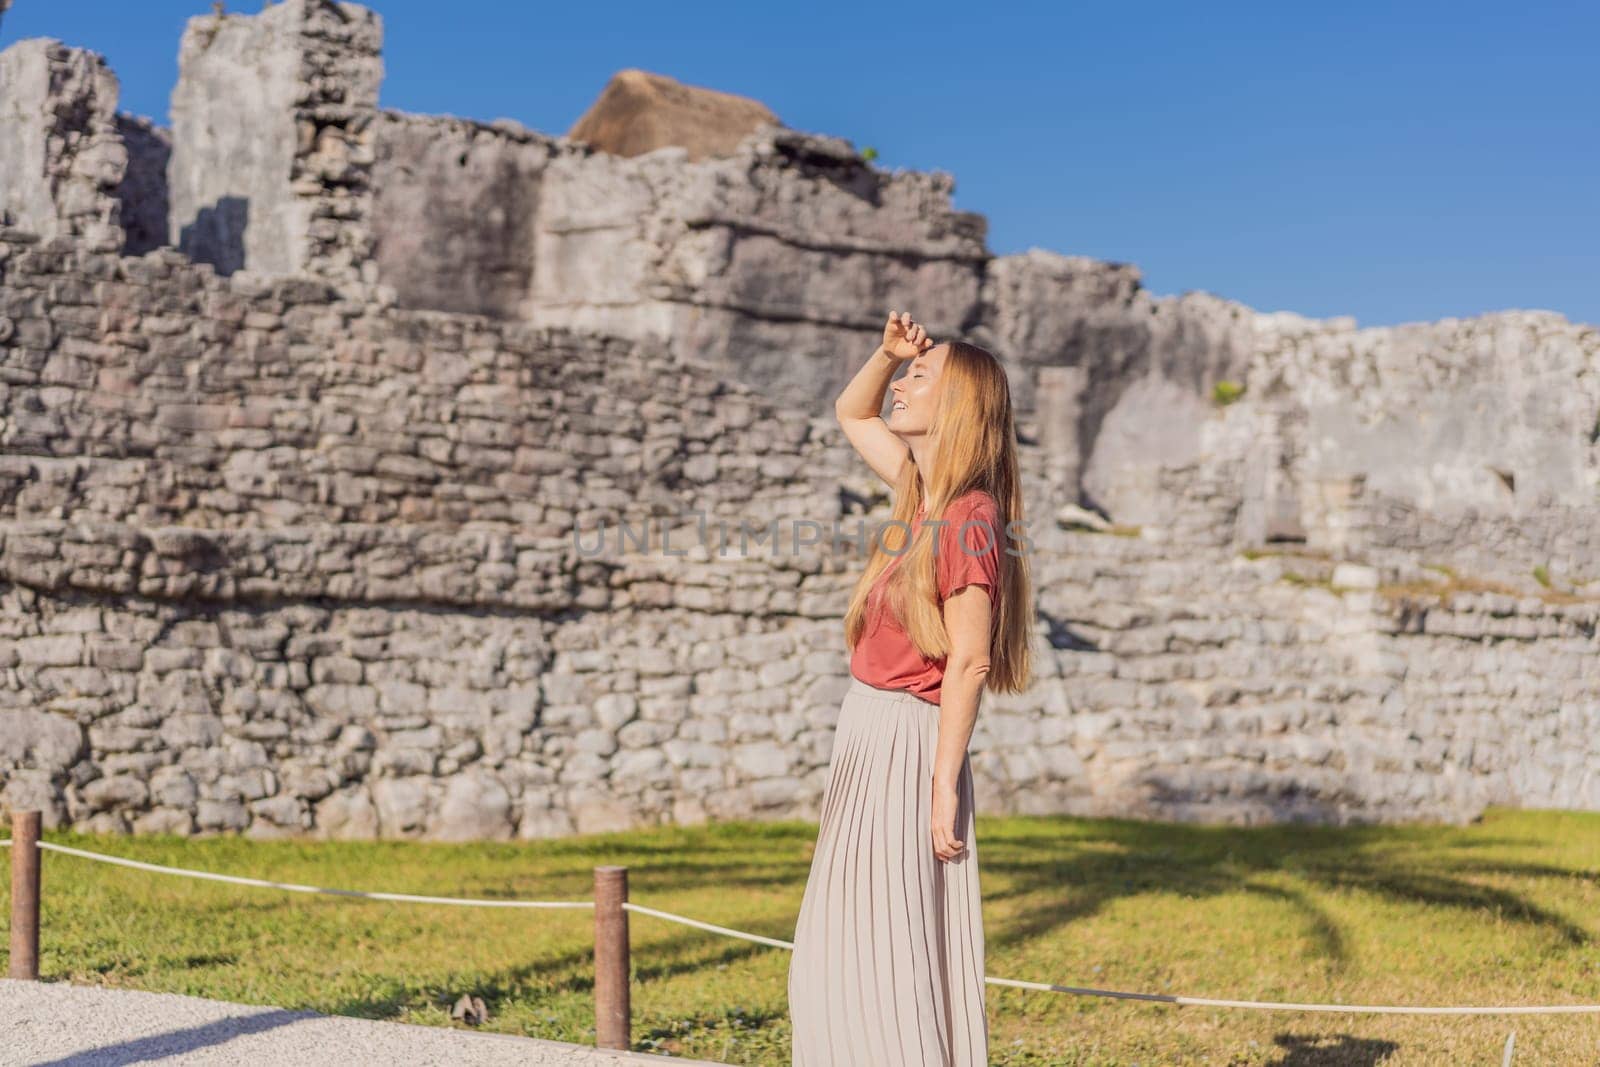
[168,0,382,287]
[0,40,127,251]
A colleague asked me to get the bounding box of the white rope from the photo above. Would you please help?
[10,837,1600,1016]
[622,901,796,950]
[31,841,592,910]
[980,976,1600,1015]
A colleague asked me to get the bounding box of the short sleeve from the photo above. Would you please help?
[935,494,1002,604]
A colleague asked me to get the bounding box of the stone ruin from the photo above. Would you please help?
[0,0,1595,840]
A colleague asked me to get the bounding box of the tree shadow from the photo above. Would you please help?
[63,808,1591,1057]
[322,910,789,1025]
[1269,1032,1401,1066]
[974,812,1594,971]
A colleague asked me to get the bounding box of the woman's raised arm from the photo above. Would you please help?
[834,311,929,488]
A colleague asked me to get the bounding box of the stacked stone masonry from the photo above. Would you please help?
[0,0,1596,837]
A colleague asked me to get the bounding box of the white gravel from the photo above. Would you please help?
[0,978,725,1066]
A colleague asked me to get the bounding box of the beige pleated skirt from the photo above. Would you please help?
[788,676,988,1066]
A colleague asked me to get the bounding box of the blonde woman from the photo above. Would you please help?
[788,311,1034,1065]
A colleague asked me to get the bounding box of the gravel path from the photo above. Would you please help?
[0,979,726,1066]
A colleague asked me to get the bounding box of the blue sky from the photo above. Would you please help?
[5,1,1596,328]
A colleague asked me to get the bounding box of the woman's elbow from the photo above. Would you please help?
[948,655,991,687]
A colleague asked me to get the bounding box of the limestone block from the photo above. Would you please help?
[1,770,67,827]
[372,777,430,836]
[611,748,672,789]
[0,710,85,772]
[429,770,513,841]
[731,740,790,779]
[196,798,249,832]
[314,787,379,839]
[568,790,639,835]
[517,801,576,840]
[132,807,194,835]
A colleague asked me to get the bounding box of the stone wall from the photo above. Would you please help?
[1146,309,1600,592]
[367,110,991,414]
[0,229,819,535]
[369,113,550,319]
[168,0,381,285]
[1,230,1597,838]
[0,0,1597,838]
[0,40,126,252]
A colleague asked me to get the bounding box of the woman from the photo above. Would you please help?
[788,310,1034,1066]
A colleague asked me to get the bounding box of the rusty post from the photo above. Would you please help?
[593,864,630,1050]
[9,810,41,980]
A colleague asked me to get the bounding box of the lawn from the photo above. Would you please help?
[3,806,1599,1065]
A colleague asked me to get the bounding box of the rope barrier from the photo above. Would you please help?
[979,976,1600,1016]
[7,836,1600,1016]
[31,841,592,910]
[620,901,796,951]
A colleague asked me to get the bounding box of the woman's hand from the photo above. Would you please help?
[882,310,934,361]
[931,778,965,862]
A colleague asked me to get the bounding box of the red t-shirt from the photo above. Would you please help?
[849,489,1005,706]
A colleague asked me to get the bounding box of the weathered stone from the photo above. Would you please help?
[732,741,791,780]
[568,790,640,835]
[148,766,198,808]
[78,774,149,811]
[314,787,379,840]
[1,770,67,828]
[429,770,512,841]
[131,807,194,835]
[196,798,249,832]
[0,711,85,772]
[372,777,430,836]
[0,41,126,252]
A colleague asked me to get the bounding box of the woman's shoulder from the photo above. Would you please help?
[947,488,1000,521]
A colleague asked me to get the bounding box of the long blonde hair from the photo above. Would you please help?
[843,341,1034,694]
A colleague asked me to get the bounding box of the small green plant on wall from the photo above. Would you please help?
[860,145,879,162]
[1212,379,1244,406]
[1533,562,1551,588]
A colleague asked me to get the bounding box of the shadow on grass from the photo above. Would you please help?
[1268,1031,1400,1066]
[28,807,1597,1050]
[324,918,787,1024]
[309,806,1597,1047]
[975,812,1595,972]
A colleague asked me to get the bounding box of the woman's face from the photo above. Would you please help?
[887,343,947,437]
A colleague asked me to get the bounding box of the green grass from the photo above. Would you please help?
[4,807,1600,1065]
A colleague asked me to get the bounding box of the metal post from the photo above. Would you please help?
[593,864,630,1050]
[9,810,41,980]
